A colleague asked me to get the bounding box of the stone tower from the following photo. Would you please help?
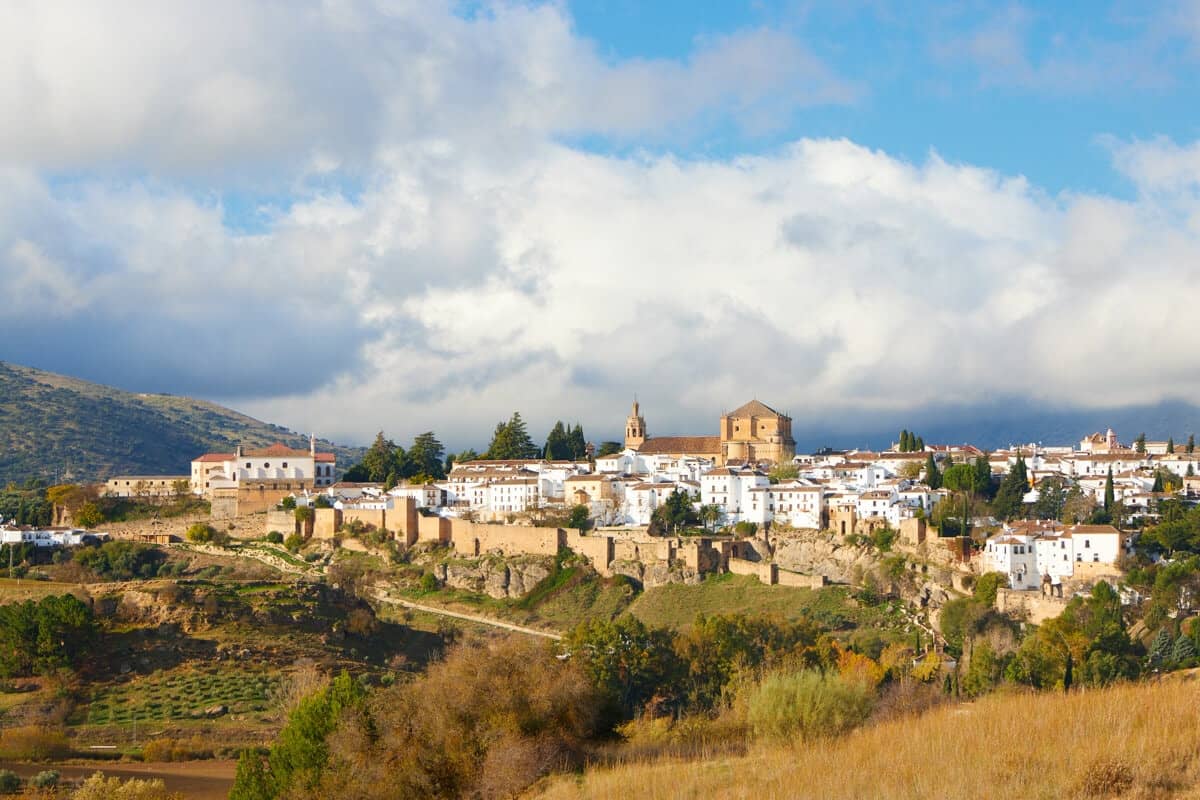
[625,399,646,450]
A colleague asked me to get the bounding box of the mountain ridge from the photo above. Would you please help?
[0,361,364,484]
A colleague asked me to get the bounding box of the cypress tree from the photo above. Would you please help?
[1136,433,1146,453]
[1104,468,1115,511]
[1153,471,1165,493]
[915,436,925,451]
[1063,650,1073,693]
[1188,434,1195,454]
[924,453,941,489]
[973,455,992,497]
[1168,437,1175,454]
[568,423,587,460]
[544,421,569,460]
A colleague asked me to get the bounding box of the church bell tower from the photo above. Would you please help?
[625,399,646,450]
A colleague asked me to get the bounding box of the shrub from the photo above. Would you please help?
[30,770,59,789]
[284,534,303,553]
[71,773,177,800]
[186,523,215,543]
[0,725,71,760]
[142,736,214,762]
[745,670,874,741]
[265,531,284,544]
[419,572,439,592]
[0,771,18,794]
[279,496,297,510]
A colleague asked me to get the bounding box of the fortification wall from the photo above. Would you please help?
[996,587,1069,625]
[777,569,827,589]
[417,514,451,544]
[454,521,562,558]
[313,508,341,540]
[728,557,776,583]
[563,531,614,575]
[265,510,299,537]
[342,508,386,531]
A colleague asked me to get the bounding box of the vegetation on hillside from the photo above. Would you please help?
[0,361,362,484]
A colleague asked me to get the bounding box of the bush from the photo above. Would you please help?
[30,770,59,789]
[0,725,72,760]
[265,531,284,544]
[75,541,166,580]
[142,736,213,762]
[419,572,439,592]
[71,773,177,800]
[745,670,874,741]
[186,523,215,543]
[0,770,18,794]
[284,534,303,553]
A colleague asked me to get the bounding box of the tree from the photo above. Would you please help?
[596,441,623,457]
[445,449,479,474]
[1136,433,1147,453]
[486,413,539,460]
[992,458,1028,521]
[568,423,587,460]
[973,455,993,498]
[1032,477,1066,521]
[898,430,911,452]
[1168,437,1176,454]
[358,432,400,483]
[1189,434,1195,454]
[1153,470,1165,493]
[941,464,976,493]
[564,616,682,720]
[915,436,925,451]
[652,489,698,534]
[407,432,446,479]
[544,421,570,461]
[699,504,722,532]
[567,504,590,533]
[924,453,941,489]
[1104,468,1115,511]
[76,502,104,528]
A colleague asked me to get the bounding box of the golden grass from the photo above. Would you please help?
[530,679,1200,800]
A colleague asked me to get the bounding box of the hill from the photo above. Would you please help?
[0,361,364,484]
[530,677,1200,799]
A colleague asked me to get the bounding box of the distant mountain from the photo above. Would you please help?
[792,397,1200,453]
[0,361,365,485]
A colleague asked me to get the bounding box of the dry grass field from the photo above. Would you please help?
[531,678,1200,800]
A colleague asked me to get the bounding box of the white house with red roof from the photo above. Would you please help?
[189,435,336,496]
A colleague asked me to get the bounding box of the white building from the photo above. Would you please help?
[191,438,336,495]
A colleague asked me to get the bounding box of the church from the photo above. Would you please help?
[624,398,796,466]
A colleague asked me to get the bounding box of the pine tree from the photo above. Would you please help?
[924,453,941,489]
[973,455,992,497]
[1104,468,1115,511]
[1152,470,1164,493]
[1168,437,1175,454]
[1172,634,1196,665]
[544,421,570,460]
[568,423,587,460]
[486,412,539,460]
[1149,627,1173,664]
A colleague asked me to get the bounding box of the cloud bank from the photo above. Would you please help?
[2,1,1199,448]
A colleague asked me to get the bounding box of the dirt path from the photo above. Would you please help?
[0,759,235,799]
[372,589,562,641]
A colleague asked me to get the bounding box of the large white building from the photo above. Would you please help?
[190,438,336,495]
[983,522,1126,592]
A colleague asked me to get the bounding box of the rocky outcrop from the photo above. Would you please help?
[435,556,554,599]
[770,530,881,583]
[609,559,701,589]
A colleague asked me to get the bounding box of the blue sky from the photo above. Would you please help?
[565,0,1200,197]
[3,0,1200,449]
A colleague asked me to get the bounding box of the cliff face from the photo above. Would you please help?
[436,556,555,599]
[769,531,881,584]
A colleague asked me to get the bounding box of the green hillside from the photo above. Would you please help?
[0,361,364,484]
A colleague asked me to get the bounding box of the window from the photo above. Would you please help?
[246,462,251,468]
[1084,539,1090,548]
[282,462,288,469]
[264,463,270,469]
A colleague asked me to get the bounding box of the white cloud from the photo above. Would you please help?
[2,1,1200,450]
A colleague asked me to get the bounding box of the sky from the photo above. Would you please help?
[4,0,1200,451]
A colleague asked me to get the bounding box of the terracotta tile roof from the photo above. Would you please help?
[244,443,311,458]
[194,453,234,463]
[316,453,336,462]
[725,399,786,419]
[637,436,721,455]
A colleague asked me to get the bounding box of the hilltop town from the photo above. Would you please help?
[5,399,1200,797]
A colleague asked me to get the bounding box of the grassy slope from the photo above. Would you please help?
[627,574,901,633]
[0,361,363,484]
[532,678,1200,800]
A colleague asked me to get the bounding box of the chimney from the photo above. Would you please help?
[310,433,317,457]
[236,444,244,458]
